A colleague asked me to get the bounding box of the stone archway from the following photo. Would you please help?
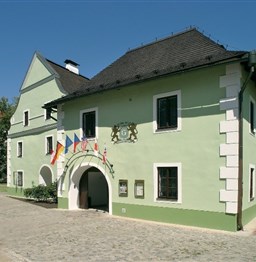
[68,162,112,214]
[39,165,53,186]
[79,167,109,212]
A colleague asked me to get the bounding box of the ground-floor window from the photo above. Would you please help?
[154,163,182,203]
[13,171,23,187]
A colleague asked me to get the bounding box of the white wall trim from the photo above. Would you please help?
[79,107,98,140]
[153,162,182,204]
[219,63,241,214]
[68,162,113,214]
[152,90,181,133]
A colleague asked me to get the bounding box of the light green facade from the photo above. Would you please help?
[59,63,252,231]
[7,53,65,192]
[8,52,256,232]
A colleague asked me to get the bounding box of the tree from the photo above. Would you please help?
[0,97,18,181]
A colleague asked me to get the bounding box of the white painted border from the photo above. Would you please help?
[249,164,255,202]
[153,90,181,133]
[16,140,23,157]
[79,107,98,140]
[68,162,112,214]
[23,109,30,126]
[45,134,54,155]
[153,162,182,204]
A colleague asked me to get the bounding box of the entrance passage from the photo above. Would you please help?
[79,167,109,212]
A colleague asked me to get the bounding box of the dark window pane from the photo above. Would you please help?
[250,102,254,133]
[158,166,178,200]
[83,111,96,138]
[157,95,177,129]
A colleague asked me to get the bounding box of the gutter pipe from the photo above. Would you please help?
[237,51,256,231]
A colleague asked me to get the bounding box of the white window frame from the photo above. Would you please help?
[153,162,182,204]
[153,90,181,133]
[17,141,23,158]
[80,107,98,140]
[45,135,54,155]
[249,164,255,202]
[249,96,255,135]
[23,109,30,126]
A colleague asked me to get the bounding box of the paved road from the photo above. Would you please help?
[0,192,256,262]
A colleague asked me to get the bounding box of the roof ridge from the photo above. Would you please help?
[127,27,198,53]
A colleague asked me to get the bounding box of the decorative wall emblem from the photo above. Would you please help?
[111,122,138,144]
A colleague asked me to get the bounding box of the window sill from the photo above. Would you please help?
[154,128,181,134]
[155,198,181,204]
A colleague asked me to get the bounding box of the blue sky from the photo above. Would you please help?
[1,1,256,102]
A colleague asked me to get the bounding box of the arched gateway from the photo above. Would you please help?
[68,162,112,214]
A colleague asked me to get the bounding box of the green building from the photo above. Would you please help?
[8,28,256,231]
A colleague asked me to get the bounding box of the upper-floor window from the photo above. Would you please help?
[154,163,182,203]
[80,108,98,139]
[153,90,181,133]
[250,99,255,134]
[46,136,53,155]
[23,110,29,126]
[249,165,255,201]
[45,108,51,120]
[17,141,23,158]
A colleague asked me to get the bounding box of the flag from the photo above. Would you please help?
[64,135,73,154]
[94,138,99,156]
[51,142,64,165]
[50,149,55,164]
[73,133,80,153]
[102,145,107,164]
[81,136,88,151]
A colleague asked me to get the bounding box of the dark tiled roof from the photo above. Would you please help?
[44,28,247,107]
[46,59,90,94]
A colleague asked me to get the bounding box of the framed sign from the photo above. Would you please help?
[119,180,128,197]
[134,180,144,198]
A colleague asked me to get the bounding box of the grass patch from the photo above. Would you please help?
[0,183,7,192]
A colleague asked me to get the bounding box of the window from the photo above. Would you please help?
[17,141,23,158]
[23,110,29,126]
[13,171,23,186]
[153,90,181,133]
[250,99,255,134]
[249,165,255,201]
[80,108,98,139]
[45,108,51,120]
[46,136,53,155]
[158,167,178,200]
[154,163,182,203]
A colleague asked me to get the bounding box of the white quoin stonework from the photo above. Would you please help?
[57,104,65,197]
[219,63,241,214]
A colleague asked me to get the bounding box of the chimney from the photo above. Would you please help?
[64,59,79,74]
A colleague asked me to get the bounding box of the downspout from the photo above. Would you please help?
[237,51,256,231]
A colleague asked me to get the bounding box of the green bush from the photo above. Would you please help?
[24,181,57,203]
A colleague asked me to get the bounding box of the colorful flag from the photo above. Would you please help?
[51,142,64,165]
[64,135,73,154]
[81,136,88,151]
[102,145,107,164]
[73,133,80,153]
[94,138,99,156]
[50,149,55,164]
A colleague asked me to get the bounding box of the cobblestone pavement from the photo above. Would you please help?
[0,192,256,262]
